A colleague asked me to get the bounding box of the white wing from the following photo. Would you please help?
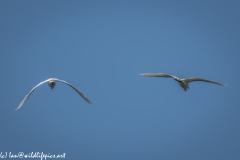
[139,73,179,79]
[54,79,92,104]
[184,77,227,86]
[16,79,50,110]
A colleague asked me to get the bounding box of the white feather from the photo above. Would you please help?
[16,78,92,110]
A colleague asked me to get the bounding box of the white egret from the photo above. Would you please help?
[140,73,227,91]
[16,78,92,110]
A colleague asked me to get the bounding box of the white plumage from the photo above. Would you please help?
[140,73,227,91]
[16,78,92,110]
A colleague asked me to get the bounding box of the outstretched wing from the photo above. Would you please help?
[55,79,92,104]
[16,79,50,110]
[184,77,227,86]
[139,73,179,79]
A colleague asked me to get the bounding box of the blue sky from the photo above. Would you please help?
[0,0,239,159]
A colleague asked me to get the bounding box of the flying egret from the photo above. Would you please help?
[140,73,227,91]
[16,78,92,110]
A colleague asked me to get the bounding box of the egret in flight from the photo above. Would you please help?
[140,73,227,91]
[16,78,92,110]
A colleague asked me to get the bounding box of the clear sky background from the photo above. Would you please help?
[0,0,239,160]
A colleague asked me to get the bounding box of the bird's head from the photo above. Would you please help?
[48,80,56,89]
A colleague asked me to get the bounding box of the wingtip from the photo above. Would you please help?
[139,73,148,76]
[87,100,93,104]
[15,105,21,110]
